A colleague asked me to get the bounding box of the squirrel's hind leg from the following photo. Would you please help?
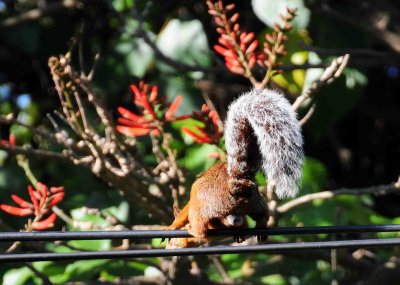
[249,203,269,242]
[166,203,190,230]
[187,218,209,238]
[187,212,210,238]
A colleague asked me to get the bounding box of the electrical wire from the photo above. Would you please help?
[0,224,399,242]
[1,238,400,263]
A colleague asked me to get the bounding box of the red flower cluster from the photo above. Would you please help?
[207,0,296,86]
[116,81,188,137]
[207,1,258,76]
[257,9,296,70]
[117,81,222,145]
[182,104,221,145]
[0,183,64,230]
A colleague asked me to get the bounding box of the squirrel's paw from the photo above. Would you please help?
[233,235,246,243]
[256,234,268,243]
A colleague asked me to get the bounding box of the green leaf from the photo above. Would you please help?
[156,19,211,74]
[45,243,75,253]
[70,208,110,227]
[32,262,67,284]
[67,239,112,251]
[344,68,368,89]
[300,158,328,194]
[251,0,310,29]
[2,267,34,285]
[0,101,12,114]
[336,195,371,224]
[287,199,338,228]
[183,144,220,175]
[162,77,204,116]
[100,260,153,282]
[255,171,267,186]
[261,274,287,285]
[112,0,135,12]
[220,254,247,279]
[115,33,155,78]
[63,260,109,282]
[104,201,130,224]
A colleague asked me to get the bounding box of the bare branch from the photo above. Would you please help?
[299,104,316,126]
[72,86,90,132]
[0,114,55,141]
[24,262,54,285]
[0,145,68,161]
[87,52,101,81]
[1,0,79,27]
[317,4,400,54]
[278,182,400,214]
[292,54,350,111]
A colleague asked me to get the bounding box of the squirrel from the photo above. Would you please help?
[166,89,304,248]
[166,202,247,248]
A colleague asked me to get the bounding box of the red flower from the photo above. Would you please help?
[0,183,65,230]
[214,32,258,75]
[117,81,188,137]
[31,213,57,230]
[182,104,222,145]
[207,1,259,77]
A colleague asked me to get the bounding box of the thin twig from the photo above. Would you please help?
[0,115,55,141]
[52,206,74,225]
[292,54,350,111]
[72,87,90,132]
[278,182,399,214]
[1,0,79,27]
[210,256,233,284]
[299,103,316,126]
[16,155,38,187]
[78,23,86,77]
[24,262,54,285]
[87,52,101,81]
[0,145,68,161]
[5,241,21,253]
[317,3,400,54]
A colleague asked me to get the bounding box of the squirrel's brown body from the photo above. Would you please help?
[166,162,268,247]
[166,89,304,248]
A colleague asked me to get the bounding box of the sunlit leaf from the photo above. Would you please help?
[3,267,34,285]
[251,0,310,29]
[156,19,211,74]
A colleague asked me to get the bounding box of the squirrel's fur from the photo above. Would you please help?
[166,89,304,248]
[225,88,304,198]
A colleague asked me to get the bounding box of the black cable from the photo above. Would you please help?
[1,238,400,263]
[0,224,399,242]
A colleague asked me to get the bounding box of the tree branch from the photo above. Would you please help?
[0,145,68,161]
[1,0,80,27]
[292,54,349,111]
[316,4,400,55]
[278,181,400,214]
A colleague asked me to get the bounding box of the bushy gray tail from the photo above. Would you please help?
[224,89,304,199]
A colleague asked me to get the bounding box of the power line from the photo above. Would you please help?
[0,224,399,242]
[1,238,400,263]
